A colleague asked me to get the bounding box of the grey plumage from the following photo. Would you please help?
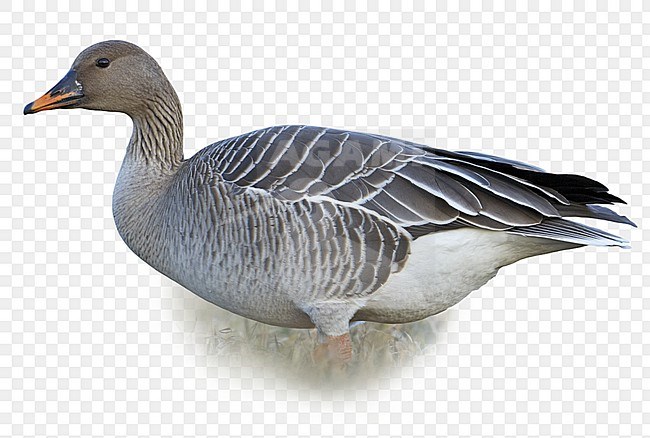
[201,124,634,241]
[24,41,634,357]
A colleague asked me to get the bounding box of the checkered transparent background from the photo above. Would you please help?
[2,1,649,437]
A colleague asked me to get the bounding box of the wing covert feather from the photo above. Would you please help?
[195,125,631,243]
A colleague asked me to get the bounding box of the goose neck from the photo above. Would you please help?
[127,96,184,171]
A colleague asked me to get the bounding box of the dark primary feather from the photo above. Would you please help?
[196,125,633,247]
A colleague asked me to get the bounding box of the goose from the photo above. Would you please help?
[24,40,634,363]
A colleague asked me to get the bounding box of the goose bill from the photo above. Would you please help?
[24,70,84,114]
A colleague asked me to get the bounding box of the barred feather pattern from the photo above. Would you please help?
[113,123,632,332]
[196,125,633,245]
[114,154,410,328]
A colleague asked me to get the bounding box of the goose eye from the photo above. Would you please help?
[96,58,110,68]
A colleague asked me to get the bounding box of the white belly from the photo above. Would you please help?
[359,227,565,323]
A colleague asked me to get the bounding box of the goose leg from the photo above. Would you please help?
[303,302,359,366]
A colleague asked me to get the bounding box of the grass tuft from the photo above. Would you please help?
[205,310,448,384]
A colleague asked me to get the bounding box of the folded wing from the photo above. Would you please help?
[201,125,634,247]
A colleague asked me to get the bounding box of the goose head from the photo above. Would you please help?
[24,40,176,117]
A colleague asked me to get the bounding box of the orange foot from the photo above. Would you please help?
[313,333,352,366]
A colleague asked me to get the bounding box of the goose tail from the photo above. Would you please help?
[507,218,631,249]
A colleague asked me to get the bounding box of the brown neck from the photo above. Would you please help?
[127,89,184,171]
